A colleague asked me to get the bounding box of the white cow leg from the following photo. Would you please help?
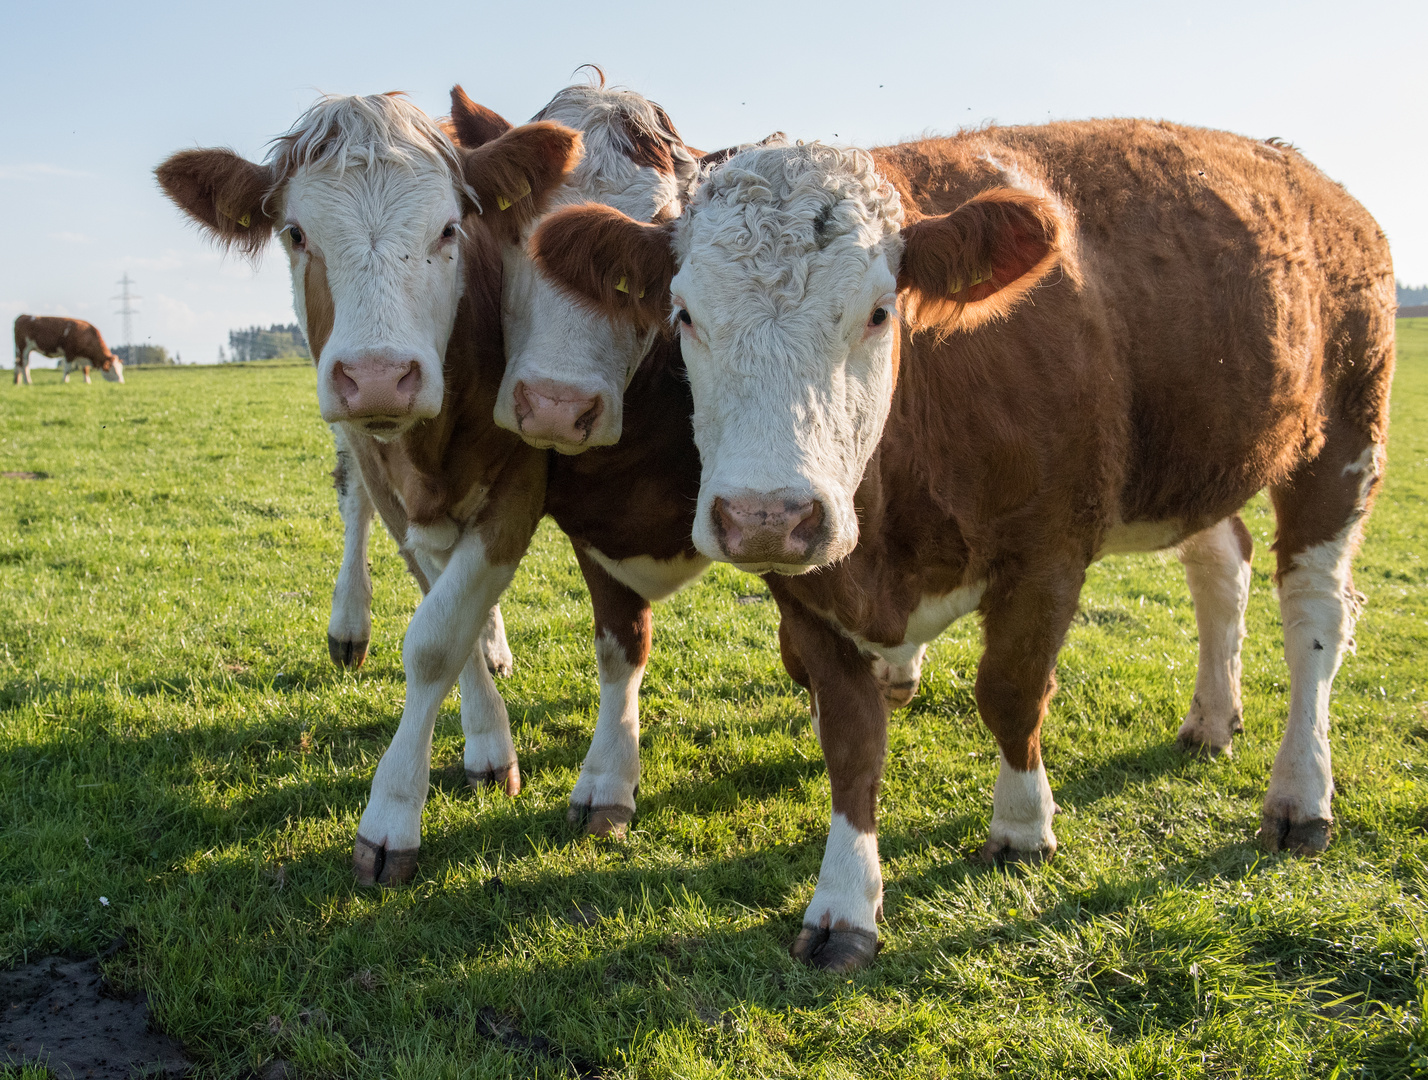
[459,642,520,796]
[1260,525,1363,854]
[327,435,375,668]
[476,603,514,677]
[83,366,92,384]
[1176,515,1252,756]
[568,631,646,837]
[986,752,1058,858]
[353,532,516,886]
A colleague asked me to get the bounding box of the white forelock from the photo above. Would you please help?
[676,143,905,316]
[265,93,470,207]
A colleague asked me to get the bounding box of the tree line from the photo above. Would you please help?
[220,324,310,363]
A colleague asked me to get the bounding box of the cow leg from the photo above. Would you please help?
[353,532,519,886]
[975,569,1082,864]
[776,600,888,973]
[1176,514,1253,756]
[567,545,651,838]
[61,362,71,384]
[82,365,92,384]
[870,645,928,709]
[477,602,514,678]
[458,637,521,795]
[327,436,375,668]
[1262,423,1384,855]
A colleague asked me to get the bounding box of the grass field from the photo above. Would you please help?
[2,324,1427,1079]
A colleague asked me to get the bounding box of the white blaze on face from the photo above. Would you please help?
[272,97,469,438]
[671,145,905,572]
[495,88,696,452]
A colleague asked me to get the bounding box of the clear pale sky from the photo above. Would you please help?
[2,0,1423,367]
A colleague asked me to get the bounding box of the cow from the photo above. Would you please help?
[157,94,584,886]
[156,85,730,888]
[530,120,1396,970]
[13,315,125,384]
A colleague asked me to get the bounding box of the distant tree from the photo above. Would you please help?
[114,344,176,366]
[1398,281,1428,307]
[226,323,309,362]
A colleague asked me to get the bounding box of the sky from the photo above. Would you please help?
[2,0,1423,367]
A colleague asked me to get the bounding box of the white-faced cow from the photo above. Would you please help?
[156,85,739,885]
[158,93,583,887]
[14,315,125,385]
[531,121,1396,970]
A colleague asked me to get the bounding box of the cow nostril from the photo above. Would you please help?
[574,397,604,435]
[396,363,420,393]
[790,501,824,545]
[333,362,359,399]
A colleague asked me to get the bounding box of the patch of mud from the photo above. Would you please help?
[1,471,49,480]
[1,941,190,1078]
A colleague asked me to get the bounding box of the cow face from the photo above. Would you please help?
[101,358,124,383]
[532,144,1063,572]
[487,87,697,453]
[156,93,580,440]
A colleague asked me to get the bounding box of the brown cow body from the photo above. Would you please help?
[13,315,124,384]
[532,119,1396,970]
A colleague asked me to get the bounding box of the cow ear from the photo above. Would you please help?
[529,204,677,335]
[155,148,277,258]
[897,188,1062,333]
[448,85,512,148]
[460,122,582,242]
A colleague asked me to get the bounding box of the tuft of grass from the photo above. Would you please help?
[0,322,1425,1078]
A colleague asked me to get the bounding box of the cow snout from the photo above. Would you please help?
[331,354,423,421]
[512,379,606,451]
[712,493,827,565]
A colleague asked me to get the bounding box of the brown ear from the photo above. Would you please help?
[461,122,582,243]
[897,188,1062,333]
[448,85,512,148]
[154,148,277,258]
[529,204,677,334]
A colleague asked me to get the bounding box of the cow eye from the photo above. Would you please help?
[678,309,693,326]
[440,223,457,240]
[287,225,304,247]
[869,307,888,327]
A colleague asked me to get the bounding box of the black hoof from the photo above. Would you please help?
[568,803,634,838]
[1259,816,1332,855]
[978,840,1054,867]
[465,764,522,797]
[353,833,419,887]
[789,925,881,971]
[328,634,369,669]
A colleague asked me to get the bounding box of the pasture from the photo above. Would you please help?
[2,322,1427,1077]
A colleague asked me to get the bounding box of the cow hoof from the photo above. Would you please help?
[568,803,634,839]
[1176,731,1234,758]
[978,840,1054,867]
[1259,815,1331,856]
[352,833,419,887]
[328,634,369,669]
[789,926,880,972]
[485,654,514,679]
[465,764,522,798]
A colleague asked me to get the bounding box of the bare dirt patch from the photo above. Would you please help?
[1,471,49,480]
[1,941,190,1078]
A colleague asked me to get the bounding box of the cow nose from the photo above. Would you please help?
[512,379,605,449]
[712,494,826,564]
[332,354,422,418]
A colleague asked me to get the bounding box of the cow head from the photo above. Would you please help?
[463,82,698,453]
[532,143,1063,572]
[156,92,580,439]
[100,355,124,383]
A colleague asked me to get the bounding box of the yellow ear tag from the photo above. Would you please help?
[496,178,533,211]
[614,276,645,299]
[236,213,251,228]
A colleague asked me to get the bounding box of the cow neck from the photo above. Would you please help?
[376,223,537,528]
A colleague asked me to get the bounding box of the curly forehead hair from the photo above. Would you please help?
[677,143,904,311]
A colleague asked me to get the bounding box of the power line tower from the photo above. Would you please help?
[112,273,140,357]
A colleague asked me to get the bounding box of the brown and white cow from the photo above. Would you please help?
[13,315,125,384]
[532,121,1396,970]
[158,93,583,886]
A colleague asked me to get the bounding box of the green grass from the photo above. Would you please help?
[3,326,1428,1078]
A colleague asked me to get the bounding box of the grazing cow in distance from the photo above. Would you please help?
[158,93,584,881]
[532,121,1396,970]
[13,315,125,384]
